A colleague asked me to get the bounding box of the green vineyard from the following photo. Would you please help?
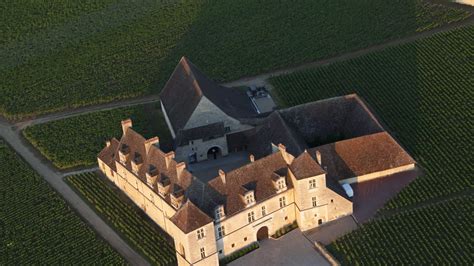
[0,141,124,264]
[271,25,473,209]
[66,172,177,265]
[327,195,473,265]
[1,0,470,119]
[23,103,171,169]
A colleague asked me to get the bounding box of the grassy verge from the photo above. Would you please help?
[1,0,470,119]
[220,242,259,265]
[0,141,124,264]
[23,102,172,170]
[66,172,176,265]
[271,221,298,239]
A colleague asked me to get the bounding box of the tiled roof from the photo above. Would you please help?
[279,94,384,147]
[176,122,225,146]
[159,57,257,133]
[289,151,325,179]
[170,200,213,234]
[98,138,119,171]
[112,127,193,204]
[247,111,306,158]
[208,152,291,216]
[309,132,415,182]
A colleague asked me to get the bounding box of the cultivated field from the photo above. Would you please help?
[66,172,176,265]
[327,196,473,265]
[271,25,473,209]
[0,0,470,119]
[270,25,473,263]
[0,141,124,264]
[23,103,172,169]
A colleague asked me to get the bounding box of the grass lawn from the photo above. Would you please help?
[66,172,176,265]
[23,102,172,169]
[0,141,124,264]
[0,0,470,119]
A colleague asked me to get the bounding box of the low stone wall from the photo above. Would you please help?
[313,241,340,266]
[340,164,416,184]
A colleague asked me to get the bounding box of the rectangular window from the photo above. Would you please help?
[312,197,317,207]
[248,211,255,223]
[215,207,224,220]
[278,179,285,190]
[309,179,316,189]
[246,194,254,204]
[217,226,225,238]
[279,197,286,208]
[261,206,266,216]
[200,247,205,259]
[197,228,205,240]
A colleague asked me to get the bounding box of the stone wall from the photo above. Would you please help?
[340,164,416,184]
[175,136,228,163]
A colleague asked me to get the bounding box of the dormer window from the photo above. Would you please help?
[272,170,287,192]
[170,184,184,209]
[215,205,225,220]
[157,174,170,197]
[119,144,130,164]
[245,192,255,205]
[131,152,142,174]
[145,165,158,188]
[277,178,286,190]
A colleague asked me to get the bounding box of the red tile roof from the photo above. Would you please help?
[289,151,325,179]
[170,200,213,234]
[208,152,291,216]
[309,132,415,182]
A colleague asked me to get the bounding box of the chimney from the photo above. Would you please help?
[164,151,175,169]
[176,162,186,179]
[121,119,132,135]
[278,143,286,153]
[249,154,255,162]
[145,137,159,154]
[106,140,111,147]
[278,143,293,164]
[218,169,226,184]
[316,150,322,165]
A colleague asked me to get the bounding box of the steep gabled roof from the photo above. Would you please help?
[159,57,257,133]
[98,138,120,171]
[289,151,326,179]
[208,152,291,216]
[247,111,307,158]
[170,200,213,234]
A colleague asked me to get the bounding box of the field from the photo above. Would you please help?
[270,25,473,263]
[271,25,473,209]
[66,172,176,265]
[23,102,172,169]
[327,195,473,265]
[0,141,124,264]
[0,0,470,119]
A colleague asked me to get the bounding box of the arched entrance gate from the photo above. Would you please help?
[256,226,269,241]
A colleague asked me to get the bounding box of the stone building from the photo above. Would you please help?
[98,57,416,265]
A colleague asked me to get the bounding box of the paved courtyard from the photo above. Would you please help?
[187,151,250,182]
[230,229,330,266]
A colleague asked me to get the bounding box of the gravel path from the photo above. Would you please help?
[0,119,149,266]
[1,3,471,264]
